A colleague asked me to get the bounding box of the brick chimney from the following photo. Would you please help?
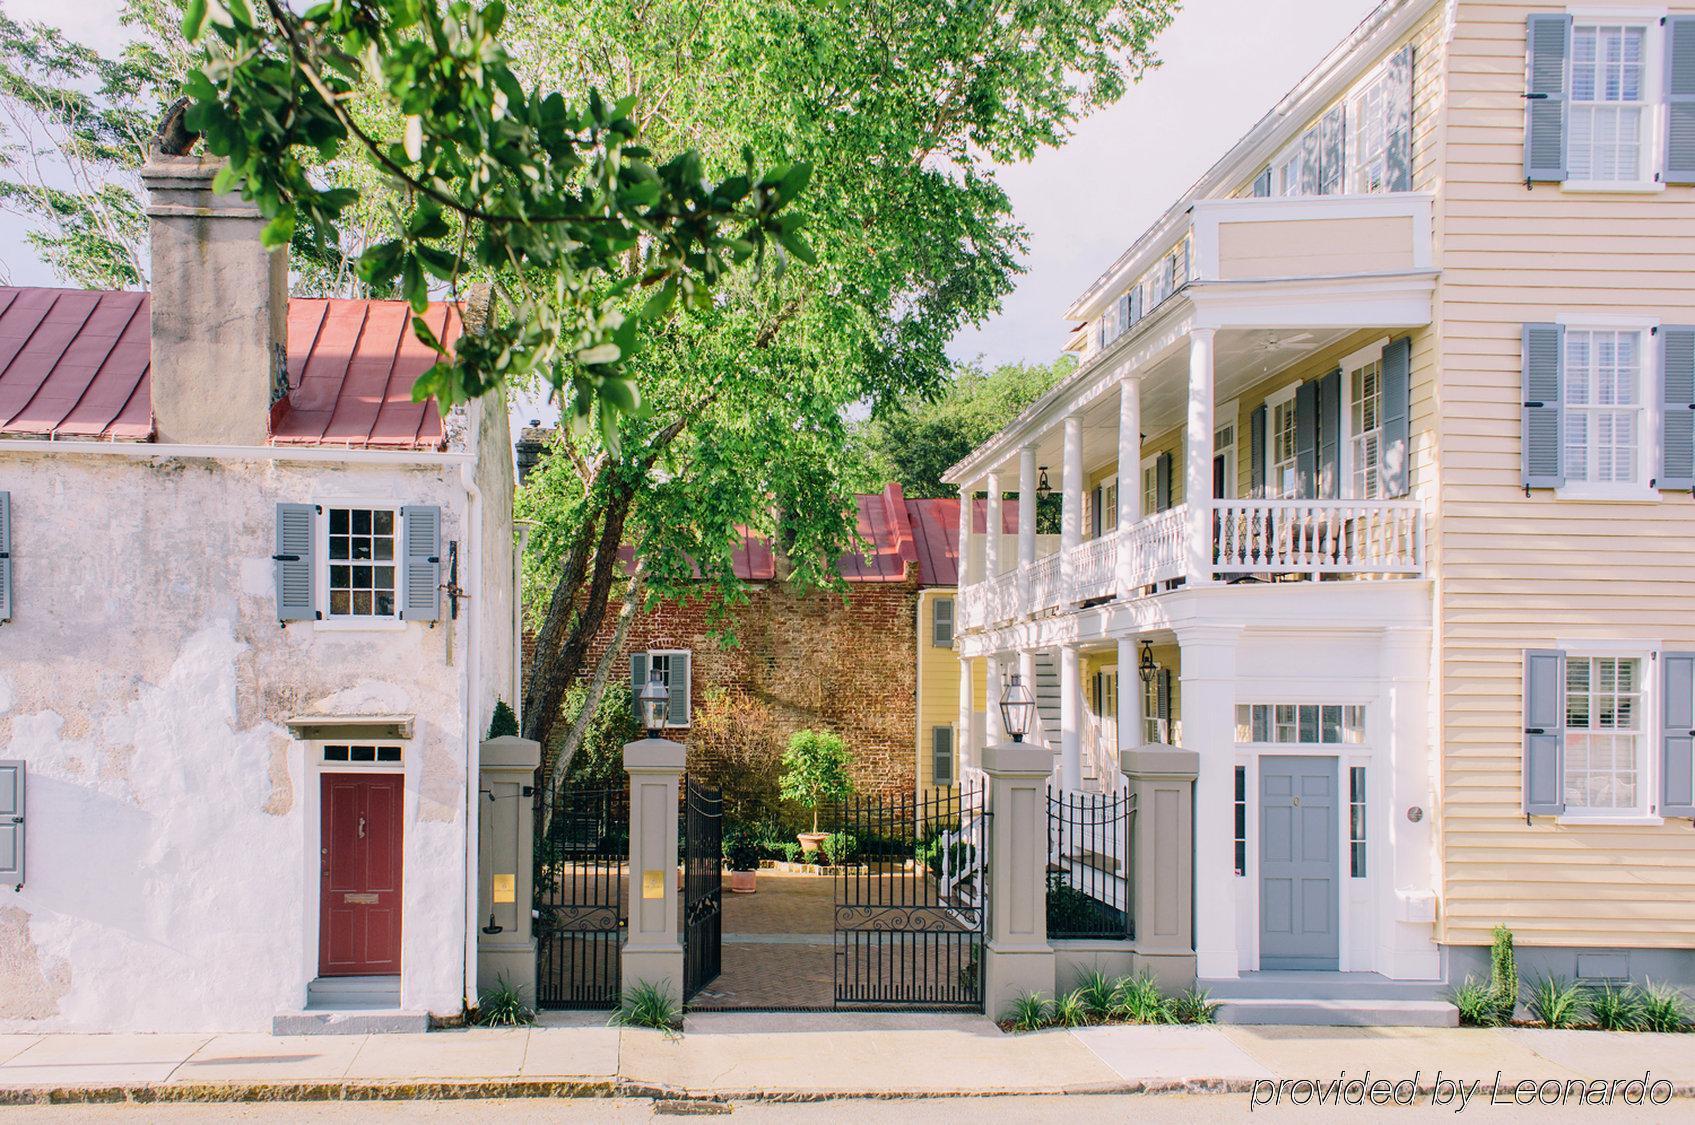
[141,153,288,445]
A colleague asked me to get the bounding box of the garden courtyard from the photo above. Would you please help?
[691,871,838,1010]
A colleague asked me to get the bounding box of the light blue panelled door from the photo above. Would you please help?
[1259,756,1340,970]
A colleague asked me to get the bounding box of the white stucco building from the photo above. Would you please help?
[0,153,517,1032]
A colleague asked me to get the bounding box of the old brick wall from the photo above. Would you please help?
[537,576,920,807]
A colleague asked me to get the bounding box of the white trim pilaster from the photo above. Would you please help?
[1059,643,1082,791]
[1178,622,1242,980]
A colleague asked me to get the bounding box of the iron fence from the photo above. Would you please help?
[1046,785,1135,941]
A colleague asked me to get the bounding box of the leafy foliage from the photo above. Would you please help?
[820,831,857,867]
[1526,976,1585,1029]
[1642,982,1692,1033]
[779,730,855,834]
[720,825,762,872]
[486,699,520,739]
[1006,992,1053,1033]
[555,681,641,786]
[1076,970,1117,1021]
[1587,983,1646,1032]
[1171,987,1221,1025]
[611,980,682,1032]
[473,976,536,1027]
[854,356,1077,504]
[1489,924,1519,1024]
[1452,976,1505,1028]
[1110,972,1177,1026]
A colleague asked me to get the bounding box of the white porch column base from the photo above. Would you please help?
[1177,623,1241,980]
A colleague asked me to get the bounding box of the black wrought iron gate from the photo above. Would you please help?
[833,778,988,1010]
[682,777,723,1002]
[534,783,627,1009]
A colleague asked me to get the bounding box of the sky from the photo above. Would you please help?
[1,0,1382,369]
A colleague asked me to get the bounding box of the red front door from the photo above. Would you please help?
[319,773,404,976]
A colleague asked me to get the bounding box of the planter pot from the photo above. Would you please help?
[729,869,757,894]
[798,832,828,854]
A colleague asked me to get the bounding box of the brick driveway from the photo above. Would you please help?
[689,870,836,1009]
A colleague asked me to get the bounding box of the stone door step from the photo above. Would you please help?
[1215,998,1459,1027]
[271,1009,430,1036]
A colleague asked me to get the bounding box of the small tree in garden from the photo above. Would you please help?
[780,730,854,835]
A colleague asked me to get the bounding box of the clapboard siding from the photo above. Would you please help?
[1431,0,1695,949]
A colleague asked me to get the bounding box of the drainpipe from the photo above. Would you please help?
[459,426,485,1013]
[513,521,535,731]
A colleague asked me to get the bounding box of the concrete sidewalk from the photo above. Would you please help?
[0,1013,1691,1105]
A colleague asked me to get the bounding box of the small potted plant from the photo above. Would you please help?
[723,827,761,894]
[780,729,855,854]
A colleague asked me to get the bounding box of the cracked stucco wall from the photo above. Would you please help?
[0,451,491,1032]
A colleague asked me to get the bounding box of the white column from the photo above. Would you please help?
[1059,643,1081,791]
[1117,636,1142,751]
[959,655,977,774]
[1185,329,1217,587]
[1060,414,1083,597]
[957,481,975,587]
[1179,623,1241,979]
[1018,447,1038,616]
[985,653,1005,746]
[985,470,1003,579]
[1116,380,1142,600]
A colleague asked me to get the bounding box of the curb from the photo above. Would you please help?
[1,1077,1691,1106]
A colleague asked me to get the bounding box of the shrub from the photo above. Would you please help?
[1172,987,1220,1025]
[1489,924,1519,1024]
[1006,992,1052,1032]
[473,976,535,1027]
[1111,973,1176,1025]
[611,981,682,1031]
[779,842,801,863]
[486,700,520,739]
[1642,982,1692,1033]
[1452,976,1504,1028]
[1075,970,1116,1020]
[821,831,857,867]
[1587,983,1646,1032]
[1526,976,1585,1029]
[779,730,855,834]
[558,682,642,786]
[1052,989,1091,1028]
[722,826,762,872]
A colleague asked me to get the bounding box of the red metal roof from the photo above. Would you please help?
[0,286,455,448]
[836,483,919,582]
[905,496,1017,587]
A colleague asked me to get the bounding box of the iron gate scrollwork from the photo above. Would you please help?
[834,776,987,1010]
[534,783,628,1009]
[682,777,723,1002]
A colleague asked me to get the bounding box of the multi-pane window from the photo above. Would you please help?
[1351,73,1394,193]
[1349,767,1368,878]
[1350,359,1384,500]
[1234,704,1367,745]
[1569,25,1648,182]
[1564,656,1643,812]
[1276,147,1304,196]
[1142,462,1159,516]
[1233,766,1248,877]
[1269,397,1299,498]
[328,508,397,618]
[323,744,403,764]
[1563,329,1645,486]
[1214,419,1237,499]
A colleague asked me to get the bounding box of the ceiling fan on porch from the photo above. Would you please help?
[1251,331,1315,370]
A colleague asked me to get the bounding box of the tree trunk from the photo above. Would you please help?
[550,567,645,792]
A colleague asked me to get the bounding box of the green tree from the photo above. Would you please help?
[513,0,1175,769]
[856,355,1077,499]
[780,730,855,836]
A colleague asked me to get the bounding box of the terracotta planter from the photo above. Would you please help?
[729,869,757,894]
[797,831,828,854]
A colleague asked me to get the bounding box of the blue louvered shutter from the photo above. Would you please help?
[1319,107,1345,195]
[1154,451,1172,511]
[1522,324,1565,489]
[932,598,954,648]
[932,727,955,788]
[631,651,650,717]
[1664,653,1695,819]
[1252,168,1272,197]
[1380,338,1413,497]
[1667,18,1695,185]
[0,491,11,623]
[0,760,20,889]
[1116,294,1131,338]
[668,652,691,727]
[274,503,316,621]
[401,506,441,621]
[1385,46,1415,191]
[1128,287,1143,326]
[1661,327,1695,490]
[1524,15,1571,182]
[1298,126,1322,195]
[1523,650,1566,815]
[1294,381,1318,499]
[1249,405,1267,498]
[1317,368,1342,499]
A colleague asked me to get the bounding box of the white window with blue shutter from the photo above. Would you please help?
[275,503,317,622]
[1662,326,1695,491]
[1266,44,1412,197]
[400,505,442,622]
[931,726,955,788]
[280,502,443,623]
[1522,649,1567,815]
[1663,652,1695,820]
[1527,646,1660,820]
[0,759,21,890]
[931,597,954,649]
[1526,14,1687,188]
[0,490,12,623]
[1525,319,1662,500]
[632,649,692,728]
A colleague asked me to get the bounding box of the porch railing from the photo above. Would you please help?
[1070,529,1121,603]
[1027,552,1064,616]
[1122,505,1187,589]
[1212,498,1422,575]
